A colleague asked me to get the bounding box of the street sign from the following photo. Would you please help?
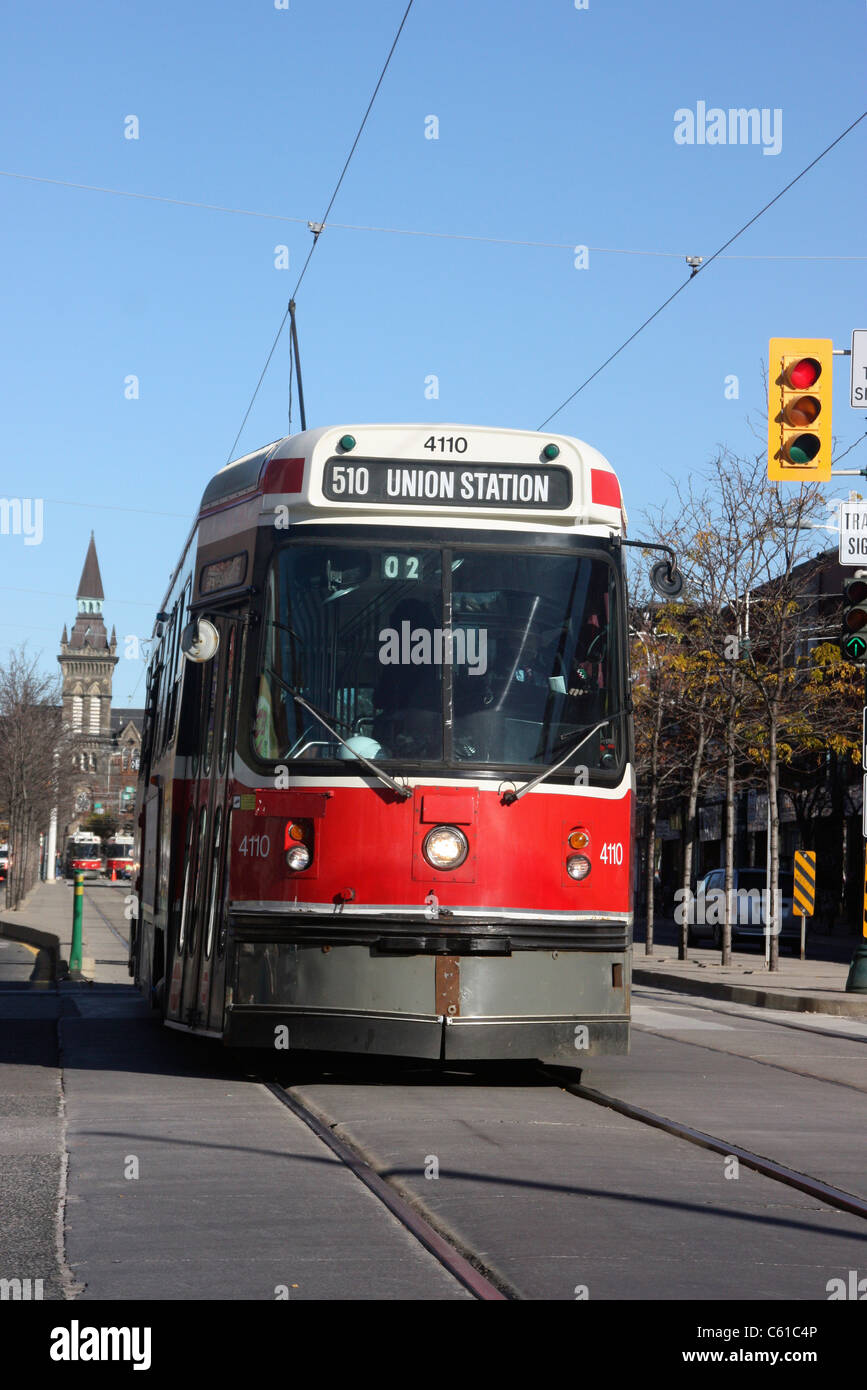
[793,850,816,916]
[839,503,867,565]
[852,329,867,407]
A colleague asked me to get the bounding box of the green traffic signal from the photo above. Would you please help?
[842,572,867,660]
[841,630,867,662]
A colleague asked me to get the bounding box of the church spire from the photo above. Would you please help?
[77,532,105,601]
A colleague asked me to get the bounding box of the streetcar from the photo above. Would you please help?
[131,423,677,1061]
[105,834,135,880]
[65,832,104,879]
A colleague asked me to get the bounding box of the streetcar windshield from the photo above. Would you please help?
[69,841,101,858]
[253,543,622,772]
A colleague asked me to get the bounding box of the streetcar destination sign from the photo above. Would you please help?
[323,457,572,509]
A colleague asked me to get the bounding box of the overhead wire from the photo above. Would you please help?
[3,168,864,262]
[537,109,867,430]
[225,0,416,462]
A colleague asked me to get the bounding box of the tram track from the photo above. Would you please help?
[541,1068,867,1224]
[81,881,130,952]
[255,1046,867,1303]
[262,1079,515,1300]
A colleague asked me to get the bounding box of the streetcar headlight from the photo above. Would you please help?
[566,854,591,881]
[568,827,590,850]
[286,844,310,871]
[422,825,469,871]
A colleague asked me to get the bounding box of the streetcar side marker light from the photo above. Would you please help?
[422,825,469,871]
[285,822,305,843]
[338,434,356,451]
[566,854,591,881]
[542,443,560,460]
[568,827,590,850]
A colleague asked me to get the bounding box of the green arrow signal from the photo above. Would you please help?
[843,632,867,660]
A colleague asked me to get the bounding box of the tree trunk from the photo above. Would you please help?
[644,675,663,955]
[679,708,707,960]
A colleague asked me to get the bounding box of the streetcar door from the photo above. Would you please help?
[198,617,241,1032]
[177,614,239,1030]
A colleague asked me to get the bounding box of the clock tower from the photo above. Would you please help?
[58,533,119,822]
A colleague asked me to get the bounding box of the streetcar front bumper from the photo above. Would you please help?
[224,931,630,1059]
[223,1004,629,1059]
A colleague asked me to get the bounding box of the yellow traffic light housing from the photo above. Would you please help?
[767,337,833,482]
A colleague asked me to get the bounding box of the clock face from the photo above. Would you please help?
[75,791,90,813]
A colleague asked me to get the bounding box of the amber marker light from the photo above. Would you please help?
[568,827,590,850]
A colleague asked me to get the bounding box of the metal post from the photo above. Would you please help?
[765,796,771,968]
[845,667,867,991]
[45,806,57,883]
[70,871,84,974]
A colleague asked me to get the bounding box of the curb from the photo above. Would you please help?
[0,920,62,982]
[632,967,867,1019]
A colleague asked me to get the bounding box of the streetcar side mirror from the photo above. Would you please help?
[649,560,683,599]
[180,618,220,663]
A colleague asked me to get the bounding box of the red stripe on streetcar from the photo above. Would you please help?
[590,468,620,508]
[262,456,305,494]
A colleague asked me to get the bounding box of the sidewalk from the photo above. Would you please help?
[632,931,867,1019]
[0,878,131,985]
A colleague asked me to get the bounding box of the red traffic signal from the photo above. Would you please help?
[767,339,833,481]
[784,357,821,391]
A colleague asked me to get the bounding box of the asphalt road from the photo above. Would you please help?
[2,882,865,1301]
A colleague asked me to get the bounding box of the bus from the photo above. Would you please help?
[105,834,135,880]
[65,832,104,879]
[131,423,675,1061]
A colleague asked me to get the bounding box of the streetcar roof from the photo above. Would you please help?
[197,423,626,538]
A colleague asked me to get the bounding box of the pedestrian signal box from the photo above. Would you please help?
[767,338,833,482]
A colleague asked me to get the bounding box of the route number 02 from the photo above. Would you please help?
[599,842,623,865]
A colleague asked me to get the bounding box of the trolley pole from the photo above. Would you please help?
[70,871,84,975]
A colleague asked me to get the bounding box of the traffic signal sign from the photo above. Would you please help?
[841,571,867,663]
[767,338,833,482]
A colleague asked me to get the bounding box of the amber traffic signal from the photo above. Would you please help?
[767,338,833,481]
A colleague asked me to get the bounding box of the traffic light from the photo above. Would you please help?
[841,571,867,663]
[767,338,833,482]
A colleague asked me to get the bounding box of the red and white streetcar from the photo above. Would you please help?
[65,832,104,879]
[131,424,677,1061]
[105,834,135,880]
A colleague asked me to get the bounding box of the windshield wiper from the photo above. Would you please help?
[501,712,625,805]
[265,667,412,801]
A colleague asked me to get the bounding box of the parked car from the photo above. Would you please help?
[686,867,804,952]
[0,844,8,885]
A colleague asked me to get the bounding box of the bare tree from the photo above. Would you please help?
[0,647,74,909]
[643,449,824,967]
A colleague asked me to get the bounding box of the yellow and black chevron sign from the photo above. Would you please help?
[793,850,816,917]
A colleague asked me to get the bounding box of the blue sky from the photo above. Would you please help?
[1,0,865,701]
